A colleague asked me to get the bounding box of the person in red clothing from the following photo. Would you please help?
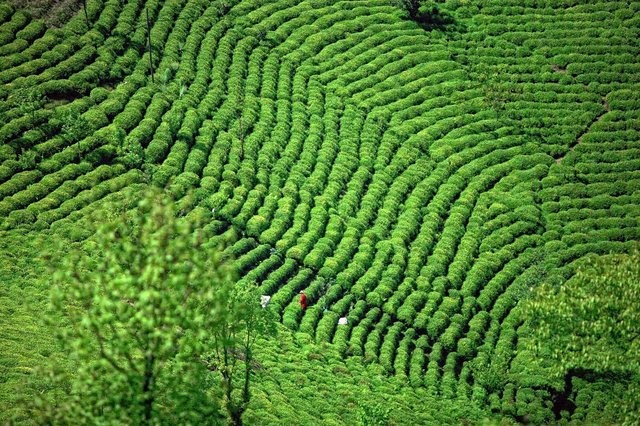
[299,290,308,310]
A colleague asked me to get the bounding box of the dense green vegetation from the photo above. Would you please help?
[0,0,639,423]
[40,190,279,425]
[515,252,640,424]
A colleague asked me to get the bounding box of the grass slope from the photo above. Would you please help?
[0,224,493,425]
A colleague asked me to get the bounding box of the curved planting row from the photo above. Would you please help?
[0,0,639,422]
[444,0,640,420]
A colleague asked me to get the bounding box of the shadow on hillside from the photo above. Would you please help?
[402,7,459,32]
[419,10,456,30]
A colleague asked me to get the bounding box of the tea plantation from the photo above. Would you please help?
[1,0,639,424]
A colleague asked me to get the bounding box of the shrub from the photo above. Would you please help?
[409,343,426,387]
[426,311,448,339]
[316,311,339,343]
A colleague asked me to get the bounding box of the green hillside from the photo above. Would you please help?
[0,0,639,423]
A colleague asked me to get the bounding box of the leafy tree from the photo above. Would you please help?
[203,282,277,426]
[14,87,45,120]
[520,252,640,422]
[118,135,144,169]
[358,400,391,426]
[58,111,92,145]
[525,252,640,377]
[39,189,238,425]
[398,0,447,25]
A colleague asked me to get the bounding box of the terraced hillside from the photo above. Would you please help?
[1,0,639,423]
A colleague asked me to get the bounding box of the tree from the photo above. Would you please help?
[519,251,640,422]
[40,189,237,424]
[397,0,451,28]
[118,134,144,169]
[203,282,277,426]
[525,253,640,377]
[400,0,422,21]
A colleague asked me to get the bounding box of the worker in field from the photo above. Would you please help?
[299,290,308,310]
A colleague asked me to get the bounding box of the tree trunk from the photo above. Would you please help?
[242,327,251,402]
[223,374,243,426]
[142,352,155,425]
[230,409,243,426]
